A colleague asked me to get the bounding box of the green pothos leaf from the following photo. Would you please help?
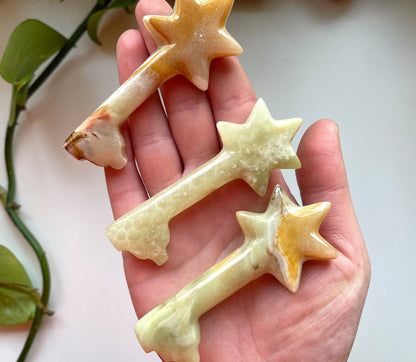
[0,245,40,326]
[87,0,138,45]
[0,19,67,86]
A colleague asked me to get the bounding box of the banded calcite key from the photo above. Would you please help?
[105,98,302,265]
[64,0,243,169]
[134,185,338,362]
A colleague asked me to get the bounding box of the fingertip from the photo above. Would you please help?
[208,56,257,124]
[296,118,345,201]
[296,119,370,270]
[116,29,142,56]
[135,0,173,53]
[136,0,172,19]
[296,118,360,249]
[299,118,340,151]
[116,29,147,84]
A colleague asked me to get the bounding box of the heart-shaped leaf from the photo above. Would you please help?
[87,0,138,45]
[0,19,66,86]
[0,245,39,326]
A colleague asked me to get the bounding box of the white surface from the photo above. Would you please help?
[0,0,415,361]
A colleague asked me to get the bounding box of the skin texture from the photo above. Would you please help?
[105,0,371,361]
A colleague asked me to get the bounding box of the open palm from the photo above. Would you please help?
[105,0,370,360]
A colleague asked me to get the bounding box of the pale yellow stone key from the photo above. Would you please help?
[134,185,338,362]
[105,99,302,265]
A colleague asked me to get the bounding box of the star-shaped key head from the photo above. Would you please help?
[237,186,338,292]
[143,0,243,90]
[217,99,302,196]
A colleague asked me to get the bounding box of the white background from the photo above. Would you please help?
[0,0,415,361]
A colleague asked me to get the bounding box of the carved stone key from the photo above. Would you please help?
[64,0,243,169]
[134,185,338,362]
[105,99,302,265]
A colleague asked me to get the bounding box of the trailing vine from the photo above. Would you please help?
[0,1,138,360]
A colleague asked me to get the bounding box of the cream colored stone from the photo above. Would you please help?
[105,99,302,265]
[134,186,338,362]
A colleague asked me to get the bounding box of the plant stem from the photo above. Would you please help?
[28,0,112,98]
[2,1,112,360]
[7,207,51,362]
[5,86,21,203]
[4,85,49,362]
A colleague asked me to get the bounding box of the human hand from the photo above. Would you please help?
[105,0,371,360]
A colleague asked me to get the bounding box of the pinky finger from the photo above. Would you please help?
[105,30,151,220]
[105,122,148,220]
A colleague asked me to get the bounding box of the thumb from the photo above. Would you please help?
[296,119,365,262]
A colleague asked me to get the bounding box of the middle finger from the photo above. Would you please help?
[136,0,221,174]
